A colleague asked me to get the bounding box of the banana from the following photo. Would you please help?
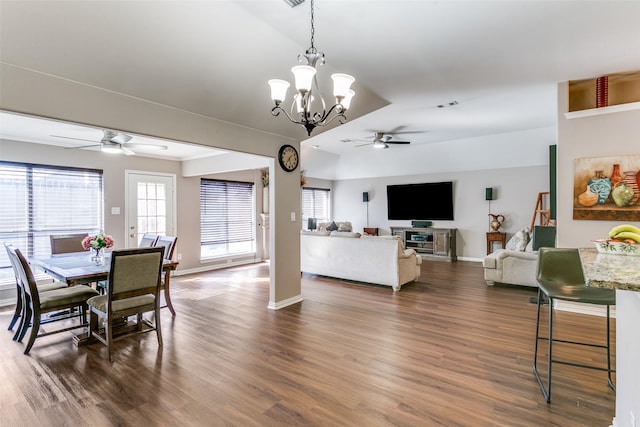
[609,224,640,238]
[613,231,640,243]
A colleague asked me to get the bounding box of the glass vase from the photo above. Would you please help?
[91,248,104,265]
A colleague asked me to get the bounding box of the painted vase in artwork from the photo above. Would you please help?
[622,170,640,206]
[588,170,611,204]
[609,164,623,186]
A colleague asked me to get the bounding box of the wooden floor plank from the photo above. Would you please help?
[0,260,615,426]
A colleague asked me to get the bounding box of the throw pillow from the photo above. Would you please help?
[326,221,338,232]
[337,222,352,232]
[506,227,531,251]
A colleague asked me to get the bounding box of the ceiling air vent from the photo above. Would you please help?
[282,0,305,7]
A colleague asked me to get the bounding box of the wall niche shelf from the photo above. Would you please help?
[565,101,640,119]
[567,70,640,118]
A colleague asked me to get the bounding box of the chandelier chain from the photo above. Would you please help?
[309,0,315,51]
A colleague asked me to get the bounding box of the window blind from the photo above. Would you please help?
[0,161,103,281]
[200,179,255,258]
[301,187,330,227]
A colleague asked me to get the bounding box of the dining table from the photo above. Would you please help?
[30,251,179,346]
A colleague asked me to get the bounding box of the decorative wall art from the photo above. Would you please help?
[573,154,640,221]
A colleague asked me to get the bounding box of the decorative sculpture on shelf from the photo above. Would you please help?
[489,214,505,232]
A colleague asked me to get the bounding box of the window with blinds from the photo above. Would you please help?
[0,161,104,282]
[200,179,255,259]
[301,187,330,229]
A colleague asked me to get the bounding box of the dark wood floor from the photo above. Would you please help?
[1,260,616,426]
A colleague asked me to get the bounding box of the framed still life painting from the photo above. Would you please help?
[573,154,640,221]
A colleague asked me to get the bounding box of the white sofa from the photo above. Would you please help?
[482,226,551,288]
[482,249,538,287]
[300,231,422,291]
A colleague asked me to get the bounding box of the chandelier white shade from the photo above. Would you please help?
[268,0,355,136]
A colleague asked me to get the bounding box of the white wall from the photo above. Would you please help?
[331,165,548,260]
[557,81,640,427]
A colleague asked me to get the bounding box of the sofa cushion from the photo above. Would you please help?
[505,227,531,251]
[326,221,339,231]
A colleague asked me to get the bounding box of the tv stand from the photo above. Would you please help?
[390,227,457,262]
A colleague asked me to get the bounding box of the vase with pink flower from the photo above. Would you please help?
[82,232,114,265]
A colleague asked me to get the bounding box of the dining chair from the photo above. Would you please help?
[7,246,99,354]
[533,247,616,403]
[153,236,178,315]
[4,243,68,341]
[153,235,177,260]
[50,233,89,254]
[138,234,159,248]
[87,247,165,362]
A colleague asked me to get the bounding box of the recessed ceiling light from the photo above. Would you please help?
[437,100,459,108]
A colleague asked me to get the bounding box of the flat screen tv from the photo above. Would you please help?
[387,181,454,220]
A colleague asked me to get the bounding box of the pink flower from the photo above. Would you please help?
[82,233,115,250]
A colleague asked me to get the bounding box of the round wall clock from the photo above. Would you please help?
[278,144,299,172]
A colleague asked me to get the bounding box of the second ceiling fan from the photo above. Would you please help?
[52,129,167,155]
[344,132,412,149]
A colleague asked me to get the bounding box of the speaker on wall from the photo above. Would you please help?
[485,187,493,201]
[363,192,369,202]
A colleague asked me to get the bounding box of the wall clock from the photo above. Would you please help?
[278,144,299,172]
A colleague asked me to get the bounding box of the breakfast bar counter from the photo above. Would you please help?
[578,247,640,427]
[579,247,640,291]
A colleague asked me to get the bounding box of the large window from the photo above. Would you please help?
[0,161,104,281]
[200,179,255,259]
[301,187,330,229]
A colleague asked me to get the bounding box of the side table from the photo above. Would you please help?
[486,232,506,254]
[363,227,378,236]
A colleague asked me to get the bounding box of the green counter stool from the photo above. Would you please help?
[533,247,616,403]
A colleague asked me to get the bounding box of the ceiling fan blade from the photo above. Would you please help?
[122,146,136,156]
[63,143,101,150]
[51,134,98,143]
[386,140,411,144]
[354,142,373,147]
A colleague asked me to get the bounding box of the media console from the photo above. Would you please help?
[390,227,457,262]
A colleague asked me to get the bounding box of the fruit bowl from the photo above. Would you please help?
[593,239,640,256]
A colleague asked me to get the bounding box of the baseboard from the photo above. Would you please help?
[174,258,263,276]
[268,294,303,310]
[555,300,617,318]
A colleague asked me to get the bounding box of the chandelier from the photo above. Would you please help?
[268,0,355,136]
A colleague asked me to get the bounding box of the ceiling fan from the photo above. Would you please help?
[342,131,412,149]
[52,129,168,155]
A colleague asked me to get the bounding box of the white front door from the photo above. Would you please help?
[126,171,176,248]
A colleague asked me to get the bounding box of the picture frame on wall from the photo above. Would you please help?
[573,154,640,221]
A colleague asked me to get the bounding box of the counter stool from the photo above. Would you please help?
[533,247,616,403]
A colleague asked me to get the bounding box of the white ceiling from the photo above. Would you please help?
[1,1,639,169]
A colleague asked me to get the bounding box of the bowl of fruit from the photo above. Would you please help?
[593,224,640,256]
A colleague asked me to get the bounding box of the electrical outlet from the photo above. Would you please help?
[176,253,182,261]
[291,212,296,222]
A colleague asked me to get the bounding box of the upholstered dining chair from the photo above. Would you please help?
[87,247,164,362]
[153,235,177,261]
[4,243,68,341]
[7,245,99,354]
[152,236,177,315]
[50,233,89,254]
[533,247,616,403]
[138,234,159,248]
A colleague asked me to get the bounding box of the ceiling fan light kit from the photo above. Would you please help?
[101,141,123,154]
[268,0,355,136]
